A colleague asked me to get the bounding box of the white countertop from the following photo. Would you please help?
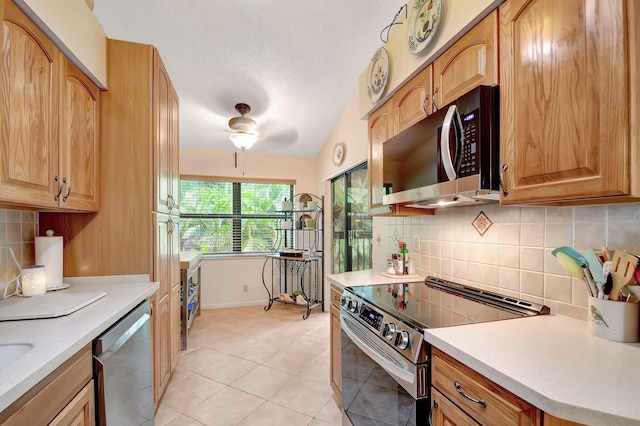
[0,275,158,413]
[327,269,426,290]
[425,314,640,425]
[330,270,640,425]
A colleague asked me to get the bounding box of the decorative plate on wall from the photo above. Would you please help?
[367,47,389,104]
[332,141,346,166]
[407,0,442,54]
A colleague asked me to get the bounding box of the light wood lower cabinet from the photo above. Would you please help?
[329,286,342,399]
[431,348,541,426]
[430,387,479,426]
[49,380,95,426]
[0,344,94,425]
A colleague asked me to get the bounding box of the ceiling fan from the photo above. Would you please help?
[228,103,260,150]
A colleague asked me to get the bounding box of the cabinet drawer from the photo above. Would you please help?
[330,287,342,308]
[431,348,540,426]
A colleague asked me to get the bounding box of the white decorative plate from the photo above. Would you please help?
[367,47,389,104]
[407,0,442,54]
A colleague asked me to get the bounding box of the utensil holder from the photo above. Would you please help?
[588,296,640,342]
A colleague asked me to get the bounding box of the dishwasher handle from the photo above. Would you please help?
[93,300,151,355]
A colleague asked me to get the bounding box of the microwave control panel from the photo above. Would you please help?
[459,110,479,177]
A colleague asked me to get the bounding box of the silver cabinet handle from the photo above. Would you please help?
[168,194,175,211]
[53,176,63,201]
[499,164,509,196]
[428,399,438,426]
[167,218,175,234]
[423,94,430,116]
[62,178,71,202]
[454,381,487,408]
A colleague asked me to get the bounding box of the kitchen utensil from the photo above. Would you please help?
[627,286,640,303]
[552,246,589,268]
[610,250,638,301]
[583,248,605,284]
[601,246,612,262]
[556,252,595,297]
[619,285,636,303]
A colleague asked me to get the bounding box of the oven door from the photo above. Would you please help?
[341,312,429,426]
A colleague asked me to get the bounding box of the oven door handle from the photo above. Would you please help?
[342,319,415,384]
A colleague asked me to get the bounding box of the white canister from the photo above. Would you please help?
[588,296,640,343]
[21,265,47,296]
[306,201,317,211]
[282,200,293,211]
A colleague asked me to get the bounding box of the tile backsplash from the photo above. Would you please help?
[377,203,640,320]
[0,209,38,285]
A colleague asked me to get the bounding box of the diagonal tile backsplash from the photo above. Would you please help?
[379,203,640,320]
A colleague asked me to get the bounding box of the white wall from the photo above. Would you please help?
[13,0,107,87]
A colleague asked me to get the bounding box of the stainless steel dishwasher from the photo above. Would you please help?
[93,300,154,425]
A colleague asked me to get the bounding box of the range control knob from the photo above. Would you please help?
[348,299,360,313]
[382,323,397,340]
[397,330,411,350]
[340,296,349,307]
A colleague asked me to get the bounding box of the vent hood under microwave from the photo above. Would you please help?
[382,85,500,209]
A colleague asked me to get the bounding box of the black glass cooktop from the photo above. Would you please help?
[344,276,550,330]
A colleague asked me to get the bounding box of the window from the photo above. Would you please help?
[180,178,293,254]
[332,164,372,273]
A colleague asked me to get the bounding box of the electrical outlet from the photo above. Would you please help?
[242,284,249,293]
[413,235,420,252]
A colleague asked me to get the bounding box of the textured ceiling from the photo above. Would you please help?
[93,0,406,157]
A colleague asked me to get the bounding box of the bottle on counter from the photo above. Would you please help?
[400,243,409,275]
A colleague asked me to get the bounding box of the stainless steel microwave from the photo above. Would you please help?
[382,85,500,208]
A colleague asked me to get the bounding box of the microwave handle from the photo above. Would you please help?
[440,104,464,181]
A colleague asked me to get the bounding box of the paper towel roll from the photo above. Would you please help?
[35,231,63,288]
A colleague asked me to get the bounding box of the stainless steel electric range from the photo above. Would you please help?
[340,276,550,426]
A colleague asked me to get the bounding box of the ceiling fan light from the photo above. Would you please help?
[229,131,258,150]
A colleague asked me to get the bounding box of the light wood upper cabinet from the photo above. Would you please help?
[0,0,99,211]
[391,66,432,135]
[499,0,631,204]
[367,101,391,214]
[0,0,60,208]
[433,10,498,108]
[59,56,100,211]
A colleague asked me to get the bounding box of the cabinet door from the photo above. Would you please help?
[367,102,391,214]
[154,50,174,214]
[391,65,432,135]
[169,85,180,214]
[499,0,628,204]
[0,0,60,208]
[170,282,181,371]
[430,388,478,426]
[59,56,100,211]
[154,212,172,299]
[154,294,171,404]
[433,10,498,108]
[329,303,342,398]
[49,380,95,426]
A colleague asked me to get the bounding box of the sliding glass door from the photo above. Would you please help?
[332,164,372,273]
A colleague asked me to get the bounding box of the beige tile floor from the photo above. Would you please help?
[155,304,342,426]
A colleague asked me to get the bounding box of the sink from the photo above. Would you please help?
[0,343,33,369]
